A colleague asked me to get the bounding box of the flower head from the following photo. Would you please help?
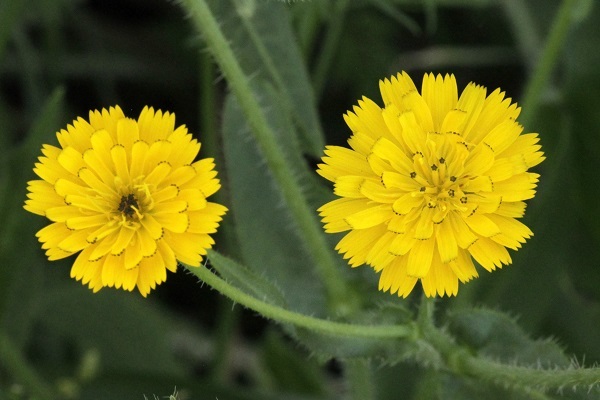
[317,72,544,297]
[24,106,227,296]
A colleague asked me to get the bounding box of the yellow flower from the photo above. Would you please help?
[24,106,227,296]
[317,72,544,297]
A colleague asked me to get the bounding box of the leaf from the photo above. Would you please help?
[221,88,329,316]
[209,0,325,156]
[447,307,570,367]
[207,250,288,308]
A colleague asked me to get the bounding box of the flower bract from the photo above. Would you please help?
[317,72,544,297]
[24,106,227,296]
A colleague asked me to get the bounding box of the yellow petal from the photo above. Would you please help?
[337,226,387,267]
[334,176,369,198]
[482,120,522,154]
[145,161,171,186]
[129,140,150,180]
[177,189,207,211]
[344,204,391,229]
[124,237,144,270]
[65,214,110,230]
[167,127,199,167]
[371,137,413,175]
[449,249,478,282]
[153,212,189,233]
[89,235,117,261]
[152,200,188,214]
[414,207,434,239]
[111,227,136,255]
[319,196,369,231]
[187,209,224,234]
[162,165,196,187]
[464,214,500,237]
[436,218,458,263]
[139,214,165,240]
[111,144,130,183]
[378,256,417,297]
[83,147,116,185]
[388,233,416,257]
[406,237,435,277]
[360,180,401,203]
[381,171,416,191]
[157,239,177,272]
[57,147,85,175]
[399,111,427,155]
[102,253,124,288]
[116,117,139,152]
[163,232,206,266]
[365,231,396,270]
[493,173,539,201]
[392,194,423,215]
[318,146,370,182]
[421,73,457,131]
[58,229,93,253]
[137,229,158,258]
[457,82,487,141]
[495,201,526,218]
[468,237,511,271]
[447,212,478,249]
[463,143,494,177]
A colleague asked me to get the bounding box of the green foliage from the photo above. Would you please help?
[448,308,569,366]
[221,88,329,316]
[208,249,288,308]
[209,0,325,156]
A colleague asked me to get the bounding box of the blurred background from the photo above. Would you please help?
[0,0,599,398]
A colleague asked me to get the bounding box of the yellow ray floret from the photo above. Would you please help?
[24,105,227,297]
[317,72,544,297]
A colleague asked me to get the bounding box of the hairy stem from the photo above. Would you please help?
[180,0,354,315]
[187,264,416,339]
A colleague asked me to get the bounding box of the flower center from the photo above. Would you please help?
[410,139,470,219]
[117,193,140,220]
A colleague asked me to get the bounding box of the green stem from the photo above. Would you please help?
[0,332,57,400]
[233,3,322,155]
[458,355,600,393]
[345,360,375,400]
[186,265,416,339]
[416,297,600,394]
[312,0,350,100]
[180,0,353,315]
[519,0,578,127]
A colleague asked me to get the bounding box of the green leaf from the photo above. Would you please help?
[448,307,570,367]
[221,89,329,316]
[207,250,288,308]
[209,0,325,156]
[413,371,540,400]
